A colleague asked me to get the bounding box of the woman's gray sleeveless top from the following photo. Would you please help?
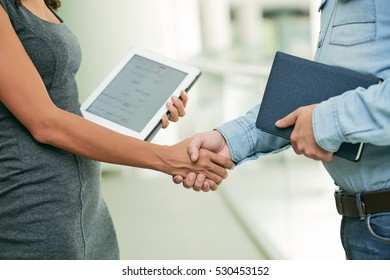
[0,0,119,259]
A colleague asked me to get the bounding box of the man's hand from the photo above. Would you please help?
[173,131,233,192]
[276,104,333,162]
[275,105,333,162]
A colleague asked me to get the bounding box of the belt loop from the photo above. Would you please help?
[355,192,366,220]
[334,191,342,215]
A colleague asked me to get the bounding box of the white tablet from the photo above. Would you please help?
[81,46,201,141]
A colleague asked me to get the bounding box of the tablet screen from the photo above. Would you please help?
[85,55,188,132]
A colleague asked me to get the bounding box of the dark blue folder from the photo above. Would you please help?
[256,52,381,161]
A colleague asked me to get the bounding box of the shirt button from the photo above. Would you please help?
[317,40,322,48]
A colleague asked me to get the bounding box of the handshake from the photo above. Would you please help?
[157,91,333,192]
[164,130,233,192]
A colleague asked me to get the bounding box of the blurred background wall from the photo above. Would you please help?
[59,0,344,260]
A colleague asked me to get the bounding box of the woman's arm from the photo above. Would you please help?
[0,6,233,185]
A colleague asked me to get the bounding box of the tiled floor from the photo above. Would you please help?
[220,150,345,260]
[101,168,265,260]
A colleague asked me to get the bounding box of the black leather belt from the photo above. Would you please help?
[334,190,390,218]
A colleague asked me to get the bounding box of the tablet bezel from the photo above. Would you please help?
[80,46,201,140]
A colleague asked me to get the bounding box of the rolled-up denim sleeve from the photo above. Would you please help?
[313,78,390,152]
[216,104,290,165]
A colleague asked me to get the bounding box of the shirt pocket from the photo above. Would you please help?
[330,0,376,46]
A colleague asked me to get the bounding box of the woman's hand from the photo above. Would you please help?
[161,91,188,128]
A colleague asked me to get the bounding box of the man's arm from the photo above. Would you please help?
[276,78,390,161]
[174,104,290,191]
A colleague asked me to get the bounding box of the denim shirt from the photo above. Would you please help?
[217,0,390,193]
